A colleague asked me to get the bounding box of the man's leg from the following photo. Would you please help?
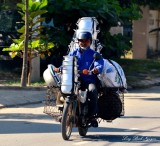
[88,83,98,117]
[88,83,98,127]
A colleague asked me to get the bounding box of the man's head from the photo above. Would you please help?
[77,32,92,50]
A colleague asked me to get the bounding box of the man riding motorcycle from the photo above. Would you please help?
[54,31,104,127]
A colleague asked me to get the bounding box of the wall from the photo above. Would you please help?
[132,6,149,59]
[148,10,160,55]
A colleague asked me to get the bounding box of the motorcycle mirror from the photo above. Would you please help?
[93,52,102,60]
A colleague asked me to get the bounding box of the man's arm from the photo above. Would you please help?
[93,58,104,74]
[54,50,77,73]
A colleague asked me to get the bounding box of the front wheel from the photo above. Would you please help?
[61,102,73,140]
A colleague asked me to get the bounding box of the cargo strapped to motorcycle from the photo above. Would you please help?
[43,17,125,122]
[97,59,125,121]
[107,59,124,88]
[98,88,125,121]
[68,17,102,53]
[43,87,63,118]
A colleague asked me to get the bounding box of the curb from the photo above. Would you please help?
[1,77,160,90]
[128,78,160,90]
[0,79,160,109]
[0,85,47,91]
[0,81,160,91]
[0,101,44,109]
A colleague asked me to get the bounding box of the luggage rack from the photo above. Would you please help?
[119,91,125,116]
[43,87,63,118]
[44,86,125,121]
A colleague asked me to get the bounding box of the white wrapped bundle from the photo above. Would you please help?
[98,59,127,88]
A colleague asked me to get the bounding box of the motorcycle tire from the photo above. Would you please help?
[78,126,88,136]
[61,102,73,140]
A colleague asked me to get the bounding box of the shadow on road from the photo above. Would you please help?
[0,113,50,120]
[0,115,160,145]
[127,97,160,101]
[122,116,160,119]
[129,86,160,94]
[0,120,61,134]
[82,134,160,144]
[0,115,158,135]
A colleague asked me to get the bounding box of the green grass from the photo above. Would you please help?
[117,58,160,86]
[30,80,46,86]
[0,70,46,86]
[0,79,46,86]
[1,59,160,87]
[119,59,160,76]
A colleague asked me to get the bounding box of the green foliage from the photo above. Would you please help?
[137,0,160,9]
[101,32,132,59]
[44,0,142,58]
[0,1,21,11]
[3,0,54,59]
[117,58,160,86]
[2,58,160,87]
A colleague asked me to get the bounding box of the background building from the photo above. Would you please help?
[133,6,160,59]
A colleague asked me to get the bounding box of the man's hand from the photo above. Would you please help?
[92,68,99,74]
[54,68,60,73]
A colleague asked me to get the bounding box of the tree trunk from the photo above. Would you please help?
[21,0,29,87]
[28,56,32,86]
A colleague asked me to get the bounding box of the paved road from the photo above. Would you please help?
[0,86,160,146]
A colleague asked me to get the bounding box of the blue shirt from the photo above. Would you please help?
[69,47,104,84]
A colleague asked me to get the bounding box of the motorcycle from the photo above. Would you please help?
[43,53,125,140]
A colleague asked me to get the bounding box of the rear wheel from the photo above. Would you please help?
[61,102,73,140]
[78,126,88,136]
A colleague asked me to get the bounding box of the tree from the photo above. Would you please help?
[137,0,160,9]
[3,0,54,85]
[21,0,29,87]
[44,0,142,59]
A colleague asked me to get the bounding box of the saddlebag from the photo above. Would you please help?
[98,88,124,121]
[98,59,127,89]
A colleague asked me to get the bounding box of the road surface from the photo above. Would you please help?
[0,86,160,146]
